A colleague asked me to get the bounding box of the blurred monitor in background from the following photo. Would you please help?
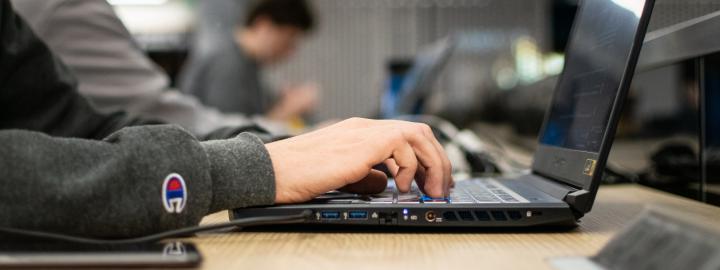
[381,36,456,119]
[180,0,320,130]
[380,59,413,119]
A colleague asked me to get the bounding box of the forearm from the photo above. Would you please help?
[0,127,276,238]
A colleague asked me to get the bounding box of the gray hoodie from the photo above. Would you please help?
[0,0,275,238]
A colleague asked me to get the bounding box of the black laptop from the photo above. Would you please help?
[232,0,655,227]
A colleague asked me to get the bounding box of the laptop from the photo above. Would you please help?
[232,0,655,227]
[394,36,456,116]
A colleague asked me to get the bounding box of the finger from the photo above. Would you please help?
[398,124,445,197]
[384,147,432,196]
[338,169,388,194]
[414,164,428,195]
[377,120,453,194]
[358,123,444,196]
[390,141,418,193]
[384,159,399,177]
[418,124,453,195]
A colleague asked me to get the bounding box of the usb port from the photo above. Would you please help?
[348,211,368,220]
[320,211,341,220]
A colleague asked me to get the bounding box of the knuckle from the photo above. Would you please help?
[409,156,419,166]
[390,129,405,142]
[411,123,425,134]
[418,123,432,134]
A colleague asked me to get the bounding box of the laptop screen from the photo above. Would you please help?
[534,0,653,190]
[540,0,649,153]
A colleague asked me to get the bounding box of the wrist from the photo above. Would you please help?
[201,133,276,211]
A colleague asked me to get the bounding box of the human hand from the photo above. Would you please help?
[268,82,319,121]
[265,118,453,204]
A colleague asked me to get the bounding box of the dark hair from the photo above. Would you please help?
[244,0,315,32]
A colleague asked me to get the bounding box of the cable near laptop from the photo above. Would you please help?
[0,210,312,245]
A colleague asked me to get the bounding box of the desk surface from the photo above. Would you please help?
[193,185,720,270]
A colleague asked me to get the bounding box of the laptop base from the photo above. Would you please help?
[232,177,576,228]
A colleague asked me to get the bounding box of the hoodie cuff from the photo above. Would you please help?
[201,132,276,212]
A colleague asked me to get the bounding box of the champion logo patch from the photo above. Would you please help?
[162,173,187,214]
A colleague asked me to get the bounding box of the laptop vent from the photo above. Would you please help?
[440,211,524,222]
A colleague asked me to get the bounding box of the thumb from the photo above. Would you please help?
[338,169,388,195]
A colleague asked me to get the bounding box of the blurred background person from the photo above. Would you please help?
[11,0,290,137]
[179,0,319,128]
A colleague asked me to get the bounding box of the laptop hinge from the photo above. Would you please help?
[517,174,586,218]
[565,190,592,215]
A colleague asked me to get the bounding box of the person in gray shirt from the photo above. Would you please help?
[0,0,452,239]
[181,0,319,124]
[10,0,287,138]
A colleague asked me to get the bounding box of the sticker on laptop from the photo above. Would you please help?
[162,173,187,214]
[583,159,597,176]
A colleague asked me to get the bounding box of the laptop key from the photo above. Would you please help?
[369,197,394,204]
[421,195,449,204]
[449,192,476,203]
[369,201,393,204]
[397,199,421,204]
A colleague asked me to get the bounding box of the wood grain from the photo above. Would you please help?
[192,185,720,270]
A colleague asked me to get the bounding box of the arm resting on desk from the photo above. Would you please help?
[0,128,276,238]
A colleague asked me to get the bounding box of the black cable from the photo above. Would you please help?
[0,210,312,245]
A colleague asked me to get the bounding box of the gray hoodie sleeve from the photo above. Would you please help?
[0,1,276,238]
[0,128,276,238]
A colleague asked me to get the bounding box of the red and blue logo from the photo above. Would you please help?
[162,173,187,214]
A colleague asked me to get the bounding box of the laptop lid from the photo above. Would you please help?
[531,0,655,212]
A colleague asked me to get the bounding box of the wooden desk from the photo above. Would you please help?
[193,185,720,270]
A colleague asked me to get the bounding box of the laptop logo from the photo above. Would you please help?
[552,157,567,168]
[583,159,597,176]
[162,173,187,214]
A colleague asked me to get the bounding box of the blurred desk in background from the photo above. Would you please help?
[192,185,720,270]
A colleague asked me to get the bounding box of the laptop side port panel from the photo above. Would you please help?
[309,208,554,226]
[348,211,368,220]
[320,211,341,220]
[309,209,398,225]
[231,205,576,227]
[394,207,576,227]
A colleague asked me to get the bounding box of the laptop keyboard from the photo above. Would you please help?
[366,178,529,204]
[450,180,529,203]
[312,178,529,204]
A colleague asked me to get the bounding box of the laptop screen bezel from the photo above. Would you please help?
[530,0,656,212]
